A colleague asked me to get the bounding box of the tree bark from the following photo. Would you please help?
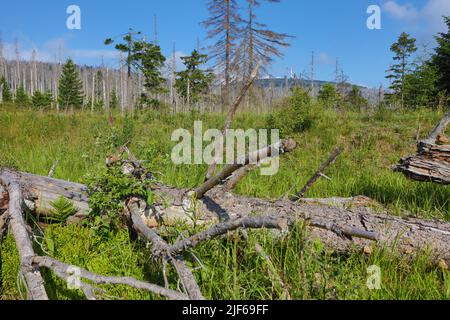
[0,171,48,300]
[394,111,449,185]
[2,168,450,266]
[394,142,449,184]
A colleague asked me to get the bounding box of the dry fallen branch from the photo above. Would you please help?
[127,198,205,300]
[32,256,189,300]
[307,219,379,241]
[224,163,258,191]
[169,215,288,255]
[205,62,262,181]
[224,138,299,191]
[0,171,48,300]
[196,138,297,199]
[291,147,342,201]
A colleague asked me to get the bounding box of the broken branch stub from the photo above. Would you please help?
[291,147,342,201]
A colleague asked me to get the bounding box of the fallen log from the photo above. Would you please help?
[0,169,89,222]
[394,111,450,185]
[0,171,48,300]
[2,168,450,265]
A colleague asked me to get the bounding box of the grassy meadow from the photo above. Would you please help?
[0,103,449,300]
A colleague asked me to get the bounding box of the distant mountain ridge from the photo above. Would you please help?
[256,77,366,90]
[256,77,382,103]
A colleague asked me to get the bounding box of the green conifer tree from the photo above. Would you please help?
[346,85,368,112]
[109,89,119,110]
[58,58,84,110]
[15,85,31,107]
[317,83,338,107]
[0,76,13,103]
[433,16,450,94]
[175,50,214,103]
[386,32,417,108]
[32,90,54,109]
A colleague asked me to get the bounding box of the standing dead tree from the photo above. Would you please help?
[241,0,293,76]
[394,111,450,184]
[202,0,241,105]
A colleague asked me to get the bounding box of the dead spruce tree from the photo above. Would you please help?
[202,0,241,106]
[241,0,293,76]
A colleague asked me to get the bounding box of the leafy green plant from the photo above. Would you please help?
[94,114,135,157]
[45,196,78,223]
[266,87,314,137]
[85,165,153,238]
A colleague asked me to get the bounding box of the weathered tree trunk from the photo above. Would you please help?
[2,168,450,266]
[394,112,449,185]
[0,170,89,221]
[394,141,449,184]
[0,171,48,300]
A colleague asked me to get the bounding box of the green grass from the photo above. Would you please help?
[0,103,449,300]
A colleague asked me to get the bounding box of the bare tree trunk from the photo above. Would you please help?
[0,171,48,300]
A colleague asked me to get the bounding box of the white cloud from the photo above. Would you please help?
[1,37,119,66]
[173,51,189,71]
[383,0,450,37]
[422,0,450,34]
[383,1,419,21]
[317,52,333,65]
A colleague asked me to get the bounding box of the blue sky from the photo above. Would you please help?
[0,0,449,88]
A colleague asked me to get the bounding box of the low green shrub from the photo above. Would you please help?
[266,87,315,137]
